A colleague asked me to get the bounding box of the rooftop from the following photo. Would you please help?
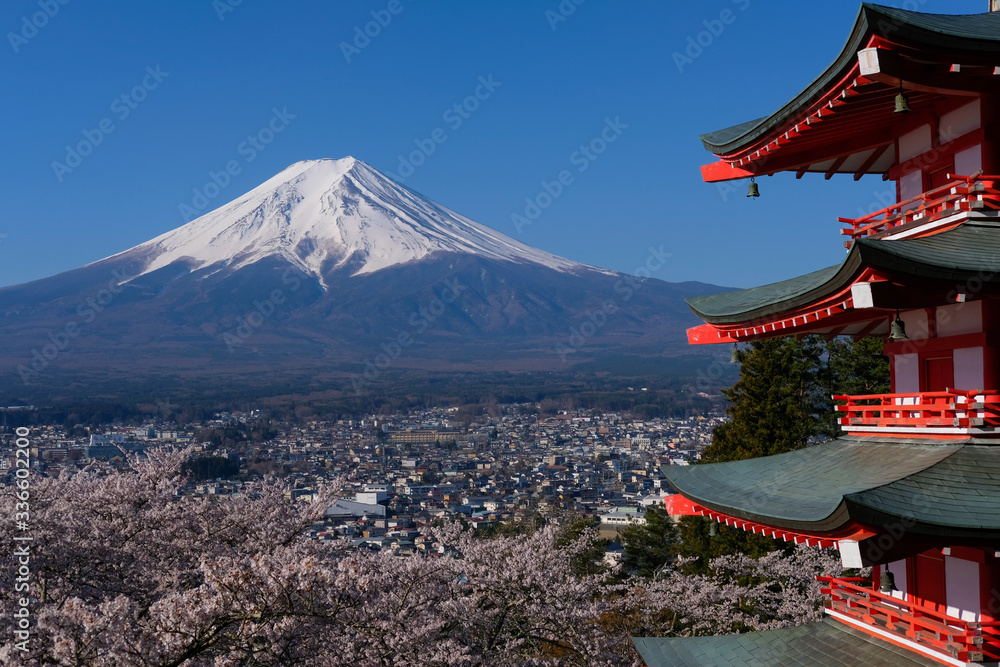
[699,4,1000,181]
[662,435,1000,541]
[633,616,940,667]
[686,218,1000,341]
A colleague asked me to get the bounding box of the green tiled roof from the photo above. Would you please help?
[700,4,1000,154]
[856,223,1000,278]
[685,263,848,323]
[847,445,1000,537]
[633,617,940,667]
[867,4,1000,44]
[687,223,1000,324]
[663,437,962,532]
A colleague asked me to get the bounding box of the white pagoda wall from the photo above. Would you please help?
[889,303,985,393]
[895,98,982,202]
[945,555,981,622]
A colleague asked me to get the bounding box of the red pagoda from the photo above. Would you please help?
[634,4,1000,666]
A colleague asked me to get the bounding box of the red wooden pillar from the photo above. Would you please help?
[982,550,1000,623]
[980,95,1000,175]
[912,549,947,613]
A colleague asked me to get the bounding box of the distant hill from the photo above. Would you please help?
[0,158,728,402]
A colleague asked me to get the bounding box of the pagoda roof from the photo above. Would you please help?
[662,436,1000,539]
[633,617,940,667]
[698,4,1000,182]
[687,222,1000,326]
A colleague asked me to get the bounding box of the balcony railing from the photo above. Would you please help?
[839,173,1000,246]
[819,576,1000,663]
[833,389,1000,434]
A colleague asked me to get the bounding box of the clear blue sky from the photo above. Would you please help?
[0,0,987,289]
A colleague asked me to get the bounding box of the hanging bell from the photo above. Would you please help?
[747,177,760,198]
[708,521,718,537]
[894,92,911,114]
[889,311,907,340]
[880,569,898,593]
[730,344,740,364]
[894,82,911,114]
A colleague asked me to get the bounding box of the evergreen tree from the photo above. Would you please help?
[555,515,609,577]
[672,516,790,576]
[826,335,891,395]
[823,334,891,432]
[676,335,890,571]
[619,505,678,578]
[702,336,828,463]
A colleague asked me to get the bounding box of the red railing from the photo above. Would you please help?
[820,576,1000,663]
[833,389,1000,432]
[839,173,1000,246]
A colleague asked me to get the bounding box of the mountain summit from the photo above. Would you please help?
[114,157,598,286]
[0,157,721,400]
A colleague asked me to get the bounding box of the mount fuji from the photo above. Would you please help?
[0,157,722,399]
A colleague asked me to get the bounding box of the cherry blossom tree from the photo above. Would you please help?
[0,447,845,666]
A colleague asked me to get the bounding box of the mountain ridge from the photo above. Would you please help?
[0,157,725,402]
[97,157,608,288]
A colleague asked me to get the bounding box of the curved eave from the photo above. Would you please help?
[687,223,1000,327]
[845,502,1000,544]
[699,3,871,155]
[662,436,964,534]
[686,260,857,326]
[699,4,1000,156]
[853,222,1000,282]
[844,444,1000,540]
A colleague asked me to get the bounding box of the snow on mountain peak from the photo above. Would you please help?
[112,157,603,285]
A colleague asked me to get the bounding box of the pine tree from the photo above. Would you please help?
[672,516,790,575]
[619,505,678,578]
[675,335,889,572]
[826,334,891,395]
[555,515,609,577]
[822,334,891,432]
[701,335,828,463]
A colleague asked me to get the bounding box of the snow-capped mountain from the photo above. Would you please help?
[0,158,723,400]
[111,157,604,286]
